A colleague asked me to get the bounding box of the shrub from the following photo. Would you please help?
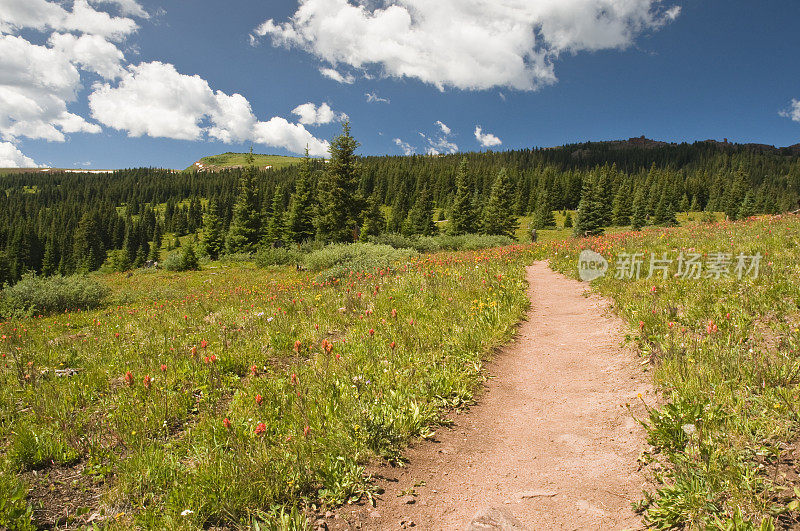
[367,233,513,252]
[254,246,302,268]
[302,242,415,279]
[162,244,201,272]
[0,273,107,317]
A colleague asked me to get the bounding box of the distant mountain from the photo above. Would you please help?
[186,152,304,172]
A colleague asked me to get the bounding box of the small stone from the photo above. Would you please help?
[369,510,382,518]
[517,490,557,499]
[325,511,335,519]
[466,507,528,531]
[400,495,416,505]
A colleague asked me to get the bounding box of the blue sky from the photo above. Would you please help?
[1,0,799,169]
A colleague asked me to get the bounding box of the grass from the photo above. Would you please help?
[541,214,800,529]
[0,245,534,528]
[186,153,305,171]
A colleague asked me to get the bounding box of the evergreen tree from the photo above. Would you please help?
[181,242,200,271]
[563,211,573,229]
[201,200,225,259]
[73,212,105,272]
[148,222,163,261]
[262,188,288,246]
[388,177,412,233]
[573,178,604,237]
[226,165,261,253]
[531,189,556,229]
[360,192,386,239]
[481,169,519,237]
[679,193,690,212]
[448,159,478,235]
[611,186,631,226]
[286,148,316,243]
[316,122,362,243]
[403,185,437,236]
[41,237,57,276]
[689,195,700,212]
[738,191,756,219]
[631,188,647,231]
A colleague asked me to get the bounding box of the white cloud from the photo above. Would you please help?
[435,120,451,135]
[475,126,501,147]
[320,67,354,84]
[0,0,139,41]
[291,102,347,126]
[779,99,800,123]
[89,0,149,19]
[421,121,457,154]
[253,0,679,91]
[0,142,42,167]
[48,33,125,79]
[393,138,415,155]
[366,91,389,103]
[0,34,102,142]
[88,61,330,156]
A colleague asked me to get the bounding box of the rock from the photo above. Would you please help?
[399,495,416,505]
[314,519,328,530]
[369,510,382,518]
[465,508,529,531]
[324,511,335,519]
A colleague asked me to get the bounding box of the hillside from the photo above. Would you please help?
[186,152,304,172]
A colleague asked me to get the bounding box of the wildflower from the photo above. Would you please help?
[143,375,152,389]
[303,425,311,437]
[255,422,266,435]
[255,394,263,405]
[639,320,645,330]
[368,328,375,337]
[290,373,298,385]
[293,340,302,353]
[223,418,231,429]
[390,341,396,350]
[181,509,194,517]
[190,346,197,357]
[200,340,208,349]
[124,371,134,386]
[706,319,718,334]
[160,364,167,372]
[250,364,258,376]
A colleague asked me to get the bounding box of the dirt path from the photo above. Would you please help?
[330,261,653,530]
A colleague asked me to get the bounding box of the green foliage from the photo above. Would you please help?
[0,273,107,317]
[360,192,386,240]
[201,200,225,259]
[481,169,519,237]
[531,189,556,229]
[0,468,35,530]
[162,246,200,272]
[448,159,478,235]
[286,149,316,243]
[316,122,362,243]
[187,152,302,171]
[254,246,302,267]
[631,188,647,231]
[227,166,262,254]
[573,177,604,236]
[302,242,414,279]
[402,185,437,237]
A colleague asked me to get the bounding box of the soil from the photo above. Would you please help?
[328,261,654,530]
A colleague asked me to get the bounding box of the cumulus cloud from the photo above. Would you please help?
[88,61,330,155]
[421,120,457,154]
[48,33,125,78]
[89,0,149,19]
[253,0,680,91]
[475,126,502,148]
[779,99,800,123]
[291,102,347,126]
[393,138,415,155]
[366,91,390,103]
[0,0,139,41]
[0,34,103,142]
[0,142,42,168]
[435,120,451,135]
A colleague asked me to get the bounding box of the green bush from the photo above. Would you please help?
[367,233,513,252]
[302,242,415,279]
[0,273,107,317]
[254,246,302,268]
[162,244,201,272]
[0,468,34,530]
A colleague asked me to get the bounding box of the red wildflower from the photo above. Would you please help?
[255,422,266,436]
[124,371,134,386]
[160,364,167,372]
[143,375,152,389]
[223,418,231,429]
[290,373,298,385]
[200,340,208,349]
[368,328,375,337]
[303,425,311,437]
[293,340,302,353]
[255,394,263,405]
[706,319,718,334]
[250,364,259,376]
[190,346,197,357]
[390,341,396,350]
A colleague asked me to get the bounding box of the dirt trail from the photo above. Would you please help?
[333,261,653,530]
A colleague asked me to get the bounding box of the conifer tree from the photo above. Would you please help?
[573,178,604,237]
[631,188,647,231]
[531,189,556,229]
[448,159,478,235]
[41,237,57,276]
[738,191,756,219]
[182,242,200,270]
[481,169,519,237]
[403,185,437,236]
[563,211,573,228]
[388,177,412,233]
[73,212,105,272]
[287,148,316,243]
[316,122,362,243]
[148,222,163,261]
[201,200,225,259]
[263,188,288,246]
[360,192,386,239]
[611,186,631,226]
[226,164,261,254]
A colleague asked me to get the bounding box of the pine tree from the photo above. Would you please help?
[448,159,478,235]
[481,169,519,237]
[41,237,57,276]
[403,185,437,236]
[573,178,604,237]
[201,200,225,259]
[563,212,573,229]
[631,188,647,231]
[679,193,690,213]
[286,148,316,243]
[73,212,105,272]
[388,177,412,233]
[360,192,386,239]
[689,195,700,212]
[611,186,631,226]
[148,222,163,261]
[226,165,261,254]
[181,242,200,271]
[262,188,288,247]
[531,189,556,229]
[738,191,756,219]
[316,122,362,243]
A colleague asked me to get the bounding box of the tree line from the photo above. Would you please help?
[0,125,798,285]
